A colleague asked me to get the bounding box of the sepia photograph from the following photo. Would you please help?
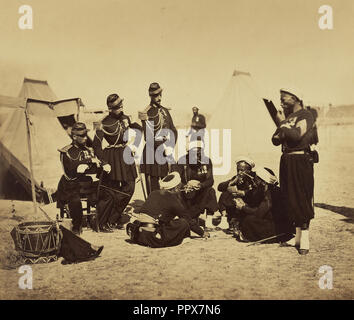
[0,0,353,304]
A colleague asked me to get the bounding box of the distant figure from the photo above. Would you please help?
[191,107,206,130]
[186,107,207,146]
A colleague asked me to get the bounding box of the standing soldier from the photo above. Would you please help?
[56,122,101,234]
[272,87,316,255]
[93,93,142,232]
[138,82,178,195]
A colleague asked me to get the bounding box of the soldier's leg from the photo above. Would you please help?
[96,188,115,231]
[145,174,151,195]
[109,180,136,225]
[150,176,160,192]
[67,194,83,234]
[299,221,310,255]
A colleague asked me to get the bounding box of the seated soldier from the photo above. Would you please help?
[126,171,210,248]
[234,167,293,242]
[218,156,264,233]
[235,167,278,242]
[172,140,218,230]
[56,122,109,234]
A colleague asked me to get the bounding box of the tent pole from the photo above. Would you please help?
[77,98,80,121]
[25,108,38,214]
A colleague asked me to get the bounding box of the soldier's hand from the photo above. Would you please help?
[235,190,245,197]
[138,111,148,121]
[91,158,100,165]
[233,198,246,210]
[272,133,281,143]
[164,146,174,156]
[77,164,89,173]
[227,185,237,194]
[187,180,201,190]
[275,110,285,123]
[280,122,292,129]
[102,164,111,173]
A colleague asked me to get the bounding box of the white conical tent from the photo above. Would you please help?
[207,71,280,174]
[19,78,57,101]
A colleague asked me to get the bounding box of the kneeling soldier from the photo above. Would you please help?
[126,172,210,248]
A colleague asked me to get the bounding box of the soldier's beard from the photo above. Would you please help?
[283,107,292,118]
[151,99,161,107]
[74,139,87,148]
[111,109,123,118]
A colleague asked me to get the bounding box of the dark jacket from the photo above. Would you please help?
[139,190,204,236]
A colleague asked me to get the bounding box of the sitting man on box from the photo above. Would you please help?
[56,122,110,234]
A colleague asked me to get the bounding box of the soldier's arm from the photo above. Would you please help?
[92,129,106,162]
[272,128,283,146]
[218,178,233,192]
[242,190,272,218]
[175,204,204,237]
[61,152,80,177]
[166,109,178,144]
[279,113,314,143]
[128,117,143,147]
[138,106,151,142]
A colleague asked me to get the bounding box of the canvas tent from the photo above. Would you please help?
[0,78,82,203]
[207,70,280,174]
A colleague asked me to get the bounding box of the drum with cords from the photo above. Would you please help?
[11,221,62,264]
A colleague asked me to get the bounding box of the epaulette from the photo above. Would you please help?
[94,114,110,130]
[57,144,73,153]
[100,114,111,124]
[138,105,152,120]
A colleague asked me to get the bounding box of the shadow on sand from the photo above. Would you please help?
[315,203,354,224]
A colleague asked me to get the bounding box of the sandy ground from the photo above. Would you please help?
[0,125,353,300]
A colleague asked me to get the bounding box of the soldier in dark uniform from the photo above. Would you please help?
[126,172,210,248]
[191,107,206,131]
[236,167,292,242]
[272,87,316,255]
[173,140,218,229]
[218,157,268,233]
[186,107,207,145]
[138,82,178,195]
[56,122,101,234]
[93,93,142,232]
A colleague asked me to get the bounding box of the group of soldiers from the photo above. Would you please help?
[56,83,317,255]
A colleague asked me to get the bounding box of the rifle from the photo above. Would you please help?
[263,98,280,126]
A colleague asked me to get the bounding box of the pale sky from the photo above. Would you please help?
[1,0,353,120]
